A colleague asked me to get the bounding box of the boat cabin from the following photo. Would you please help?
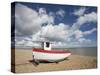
[42,42,51,51]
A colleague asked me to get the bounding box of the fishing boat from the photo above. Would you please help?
[32,41,71,65]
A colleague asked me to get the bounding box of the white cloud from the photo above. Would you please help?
[38,8,54,24]
[32,31,43,41]
[73,7,86,16]
[75,38,93,47]
[40,23,70,42]
[78,38,91,44]
[56,9,65,17]
[76,12,97,25]
[15,4,54,36]
[24,41,33,46]
[15,36,42,47]
[49,12,55,16]
[39,8,47,15]
[75,30,83,39]
[52,38,96,48]
[83,28,97,35]
[75,28,97,39]
[77,38,97,47]
[14,4,97,48]
[15,3,40,35]
[15,40,25,45]
[52,42,67,48]
[72,12,97,31]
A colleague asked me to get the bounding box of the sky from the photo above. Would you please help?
[11,2,97,48]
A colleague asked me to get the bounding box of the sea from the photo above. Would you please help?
[54,47,97,57]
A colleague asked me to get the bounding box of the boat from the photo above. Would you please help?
[32,41,71,65]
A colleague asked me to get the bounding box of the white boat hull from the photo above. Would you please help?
[32,48,71,62]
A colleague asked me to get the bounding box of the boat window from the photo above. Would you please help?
[46,42,49,47]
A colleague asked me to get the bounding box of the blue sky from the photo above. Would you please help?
[12,2,97,48]
[20,2,97,24]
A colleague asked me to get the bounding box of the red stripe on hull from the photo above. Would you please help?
[32,48,71,54]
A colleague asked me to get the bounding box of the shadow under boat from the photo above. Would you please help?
[29,57,69,66]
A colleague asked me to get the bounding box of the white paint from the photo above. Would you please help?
[43,42,51,50]
[32,51,71,61]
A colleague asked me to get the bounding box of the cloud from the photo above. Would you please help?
[24,41,34,47]
[83,28,97,35]
[49,12,55,16]
[52,37,96,48]
[15,3,54,36]
[77,38,97,47]
[15,3,40,36]
[40,23,70,42]
[72,12,97,31]
[75,30,83,39]
[14,3,97,48]
[38,8,54,24]
[56,9,65,18]
[78,38,91,43]
[15,36,42,47]
[76,12,97,25]
[73,7,86,16]
[39,8,47,15]
[15,39,25,45]
[75,28,97,39]
[52,42,67,48]
[15,39,41,47]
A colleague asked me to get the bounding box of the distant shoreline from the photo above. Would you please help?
[12,47,97,57]
[12,46,97,49]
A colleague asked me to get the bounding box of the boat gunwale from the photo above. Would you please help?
[32,48,71,54]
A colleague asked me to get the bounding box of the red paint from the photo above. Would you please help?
[32,48,71,54]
